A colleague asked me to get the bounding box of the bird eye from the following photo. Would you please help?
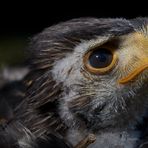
[83,47,117,74]
[89,48,113,68]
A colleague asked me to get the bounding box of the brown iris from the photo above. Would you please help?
[83,47,117,74]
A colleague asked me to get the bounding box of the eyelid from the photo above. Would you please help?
[83,46,118,74]
[86,44,116,54]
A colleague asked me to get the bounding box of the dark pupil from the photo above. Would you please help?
[89,48,113,68]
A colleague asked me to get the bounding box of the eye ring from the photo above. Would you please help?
[83,47,118,74]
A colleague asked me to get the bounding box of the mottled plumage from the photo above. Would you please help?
[0,17,148,148]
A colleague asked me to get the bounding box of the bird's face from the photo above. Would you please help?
[27,18,148,133]
[52,24,148,131]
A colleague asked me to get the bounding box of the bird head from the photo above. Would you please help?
[25,18,148,134]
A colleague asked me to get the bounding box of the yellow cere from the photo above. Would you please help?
[118,32,148,84]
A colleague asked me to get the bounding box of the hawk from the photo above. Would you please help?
[0,17,148,148]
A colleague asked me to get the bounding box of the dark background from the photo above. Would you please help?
[0,2,147,67]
